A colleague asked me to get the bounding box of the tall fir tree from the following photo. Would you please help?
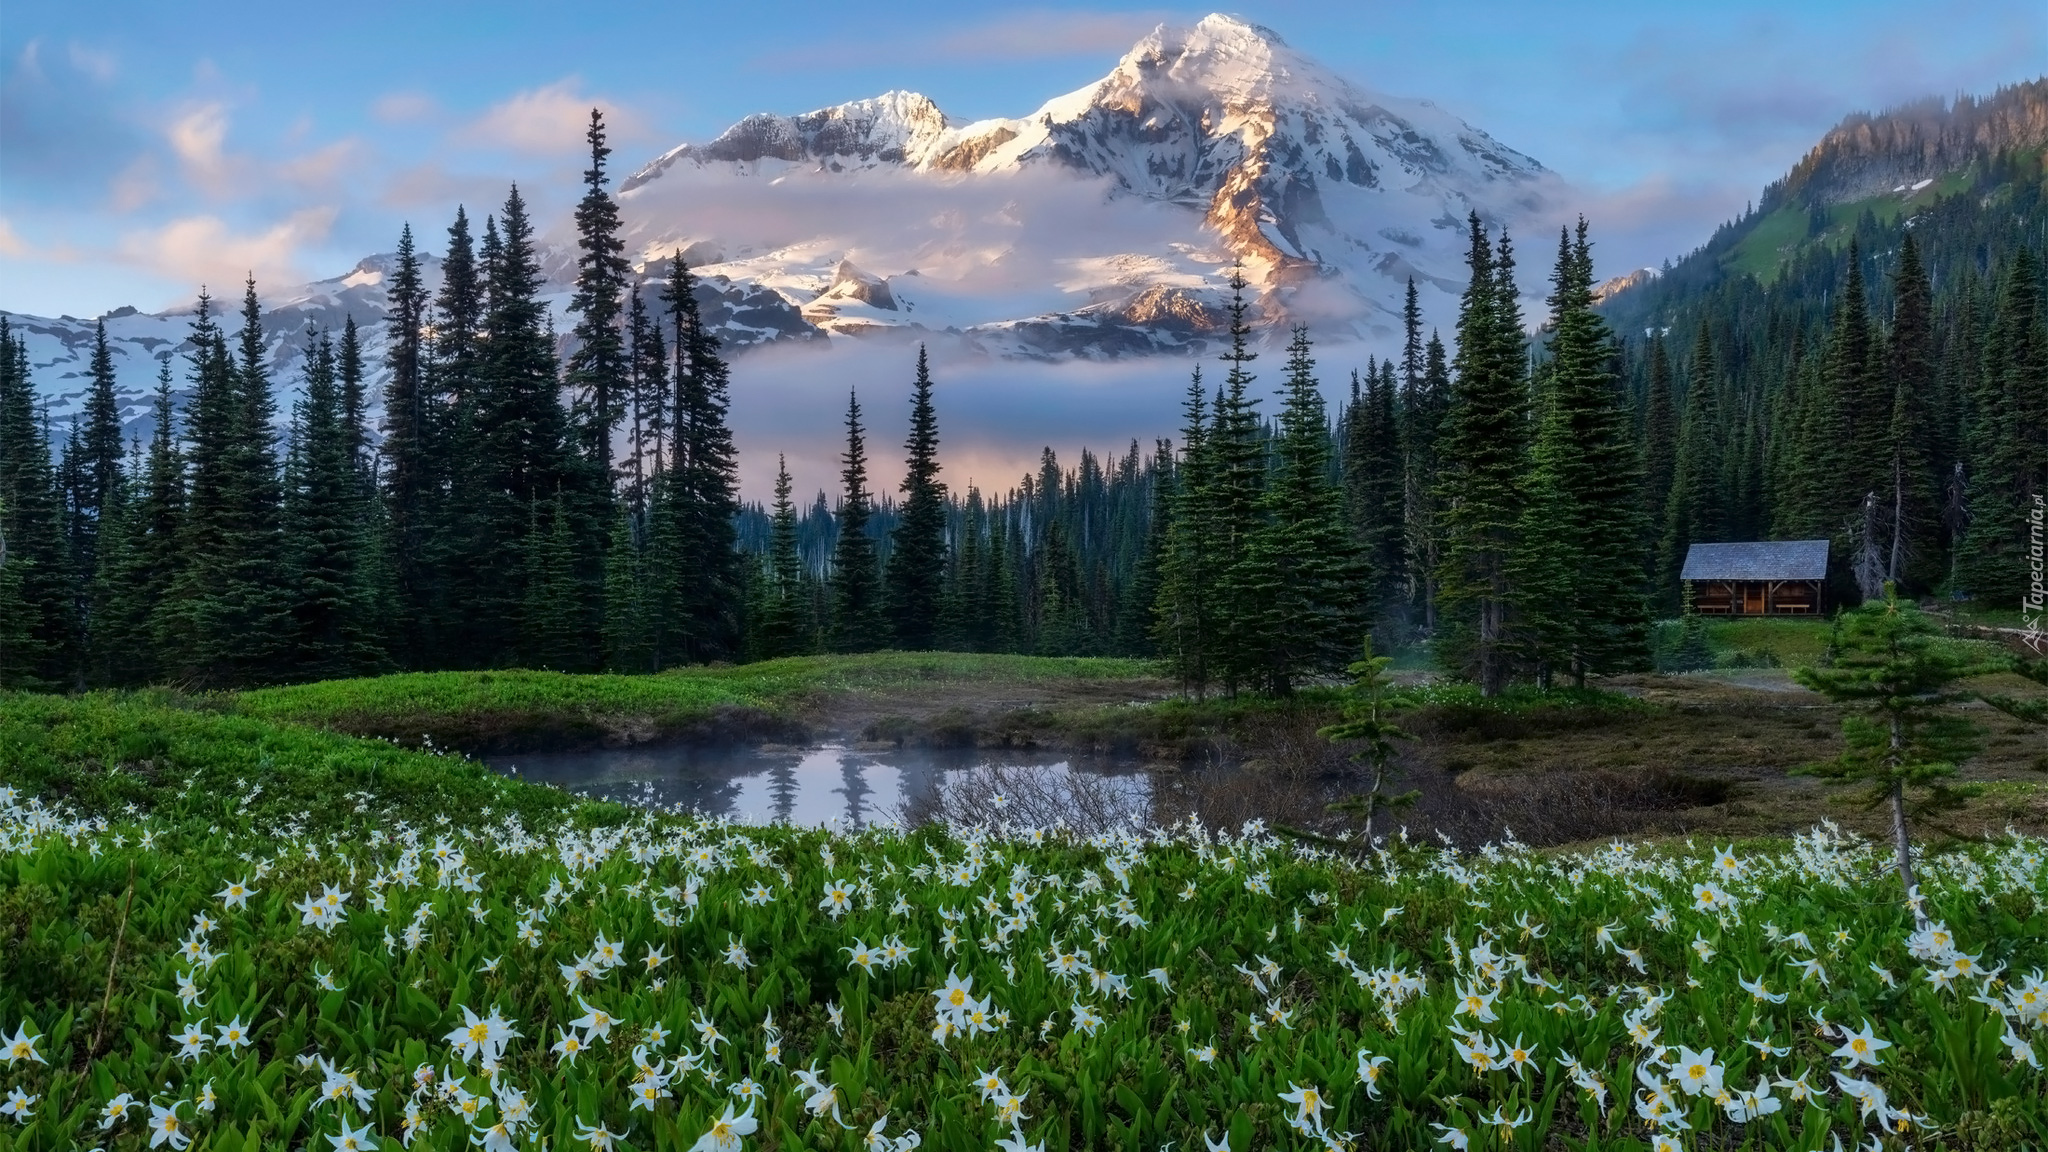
[1640,331,1678,556]
[657,253,745,664]
[1659,319,1725,598]
[830,390,885,652]
[1241,326,1365,693]
[74,318,125,606]
[563,109,629,652]
[475,187,575,666]
[1436,215,1528,696]
[756,455,810,659]
[1345,362,1405,637]
[886,346,947,649]
[1154,368,1217,695]
[1208,266,1268,694]
[381,221,437,665]
[0,320,74,689]
[1513,220,1652,686]
[1884,230,1941,590]
[283,333,382,679]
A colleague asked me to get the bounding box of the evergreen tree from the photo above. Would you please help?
[602,507,651,671]
[73,319,125,606]
[1154,368,1216,695]
[756,455,810,659]
[1640,331,1678,551]
[657,253,745,664]
[1884,230,1941,590]
[381,221,436,665]
[1208,267,1268,693]
[1436,215,1528,696]
[1512,219,1651,686]
[283,333,382,679]
[474,187,574,667]
[1955,246,2045,606]
[887,346,947,649]
[830,390,884,652]
[565,108,631,484]
[99,360,184,684]
[1241,326,1365,693]
[1345,361,1405,637]
[1115,445,1170,657]
[522,493,582,670]
[427,205,484,662]
[1659,319,1725,598]
[1793,589,1990,920]
[0,320,73,689]
[563,110,629,652]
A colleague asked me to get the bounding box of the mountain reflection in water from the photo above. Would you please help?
[489,743,1149,829]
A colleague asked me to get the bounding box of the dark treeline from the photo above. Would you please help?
[1610,145,2048,613]
[3,112,2042,696]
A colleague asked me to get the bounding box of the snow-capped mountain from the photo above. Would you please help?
[6,14,1561,434]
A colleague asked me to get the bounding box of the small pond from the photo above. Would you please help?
[490,743,1156,829]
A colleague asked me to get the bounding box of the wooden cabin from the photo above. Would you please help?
[1680,540,1828,616]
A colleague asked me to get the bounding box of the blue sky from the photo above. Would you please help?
[2,0,2040,317]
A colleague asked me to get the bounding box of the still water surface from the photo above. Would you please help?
[490,743,1150,829]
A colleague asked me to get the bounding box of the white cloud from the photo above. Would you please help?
[166,101,241,194]
[0,217,28,258]
[461,79,644,155]
[116,207,338,295]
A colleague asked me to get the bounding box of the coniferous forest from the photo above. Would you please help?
[2,111,2043,697]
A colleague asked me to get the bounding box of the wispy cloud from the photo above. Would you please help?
[460,78,647,155]
[0,217,28,259]
[117,207,337,294]
[372,90,438,124]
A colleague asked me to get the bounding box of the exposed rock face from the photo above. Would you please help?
[1763,79,2048,208]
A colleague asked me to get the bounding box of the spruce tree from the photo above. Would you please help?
[0,320,73,689]
[474,188,575,666]
[1513,219,1651,686]
[756,455,810,659]
[657,253,744,665]
[564,109,629,649]
[1208,267,1267,694]
[887,346,947,649]
[381,221,437,665]
[283,333,381,679]
[1659,319,1725,599]
[1436,215,1528,696]
[1345,362,1405,636]
[1640,332,1678,555]
[1956,246,2046,606]
[74,319,125,603]
[427,205,484,662]
[101,360,184,684]
[1241,326,1365,693]
[566,108,631,483]
[601,506,651,671]
[1154,368,1216,695]
[830,390,884,652]
[1884,230,1940,590]
[522,493,582,670]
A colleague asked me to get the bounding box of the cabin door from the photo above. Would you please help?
[1741,584,1766,614]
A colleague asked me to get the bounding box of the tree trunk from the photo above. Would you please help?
[1888,710,1925,927]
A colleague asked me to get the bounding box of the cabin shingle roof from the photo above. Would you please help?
[1680,540,1829,581]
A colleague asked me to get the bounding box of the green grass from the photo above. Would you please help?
[1702,617,1834,665]
[234,655,1160,749]
[0,691,601,833]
